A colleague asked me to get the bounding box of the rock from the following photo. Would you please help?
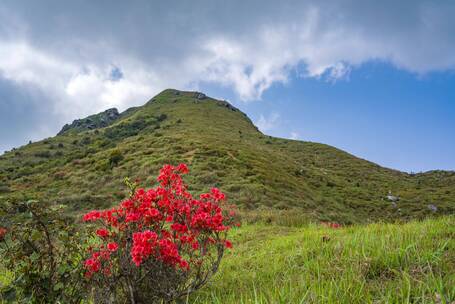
[57,108,120,135]
[386,194,399,202]
[106,108,119,119]
[427,204,438,212]
[386,190,399,202]
[216,100,240,112]
[194,92,207,100]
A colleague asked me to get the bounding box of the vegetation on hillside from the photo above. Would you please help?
[0,89,454,223]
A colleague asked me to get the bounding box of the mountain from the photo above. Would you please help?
[0,89,454,223]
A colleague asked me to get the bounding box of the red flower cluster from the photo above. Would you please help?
[82,164,235,278]
[96,228,109,238]
[0,227,7,242]
[321,222,342,229]
[84,246,113,277]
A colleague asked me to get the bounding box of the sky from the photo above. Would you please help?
[0,0,454,172]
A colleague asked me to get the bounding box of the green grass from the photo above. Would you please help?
[0,89,454,223]
[0,266,13,296]
[1,216,453,303]
[191,216,455,303]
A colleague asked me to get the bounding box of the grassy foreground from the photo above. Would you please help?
[191,216,454,304]
[1,217,453,303]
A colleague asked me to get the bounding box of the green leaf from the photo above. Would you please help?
[30,252,40,262]
[58,265,68,274]
[53,282,64,291]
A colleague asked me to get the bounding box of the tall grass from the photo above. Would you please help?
[1,217,453,303]
[191,216,454,303]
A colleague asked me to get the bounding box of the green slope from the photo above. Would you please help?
[0,89,454,223]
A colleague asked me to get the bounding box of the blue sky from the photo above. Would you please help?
[200,62,455,172]
[0,1,454,172]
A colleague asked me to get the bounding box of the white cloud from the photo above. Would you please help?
[255,113,280,132]
[199,35,292,100]
[0,41,73,90]
[0,41,165,123]
[1,2,455,106]
[1,1,453,108]
[290,132,300,140]
[1,0,455,151]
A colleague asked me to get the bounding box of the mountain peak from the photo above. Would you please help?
[57,89,249,137]
[150,89,244,113]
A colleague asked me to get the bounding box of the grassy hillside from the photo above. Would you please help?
[192,216,454,303]
[0,89,454,223]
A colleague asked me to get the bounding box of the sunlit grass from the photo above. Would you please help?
[191,216,454,303]
[1,216,453,303]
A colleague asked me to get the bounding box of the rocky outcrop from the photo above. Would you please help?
[386,190,399,202]
[58,108,120,135]
[194,92,207,100]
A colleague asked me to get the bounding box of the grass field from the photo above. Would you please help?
[1,216,453,303]
[190,216,454,303]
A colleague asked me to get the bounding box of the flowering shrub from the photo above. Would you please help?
[82,164,236,303]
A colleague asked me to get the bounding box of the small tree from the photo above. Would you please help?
[82,164,236,303]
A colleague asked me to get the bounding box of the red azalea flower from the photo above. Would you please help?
[107,242,119,252]
[0,227,7,241]
[83,210,101,222]
[96,228,109,238]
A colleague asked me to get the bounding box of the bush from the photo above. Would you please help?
[0,184,10,193]
[97,139,113,148]
[0,200,87,303]
[95,161,111,172]
[108,149,124,167]
[82,164,236,303]
[157,113,167,122]
[104,118,150,141]
[34,150,51,158]
[81,137,91,145]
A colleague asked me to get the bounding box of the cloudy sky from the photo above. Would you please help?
[0,0,454,172]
